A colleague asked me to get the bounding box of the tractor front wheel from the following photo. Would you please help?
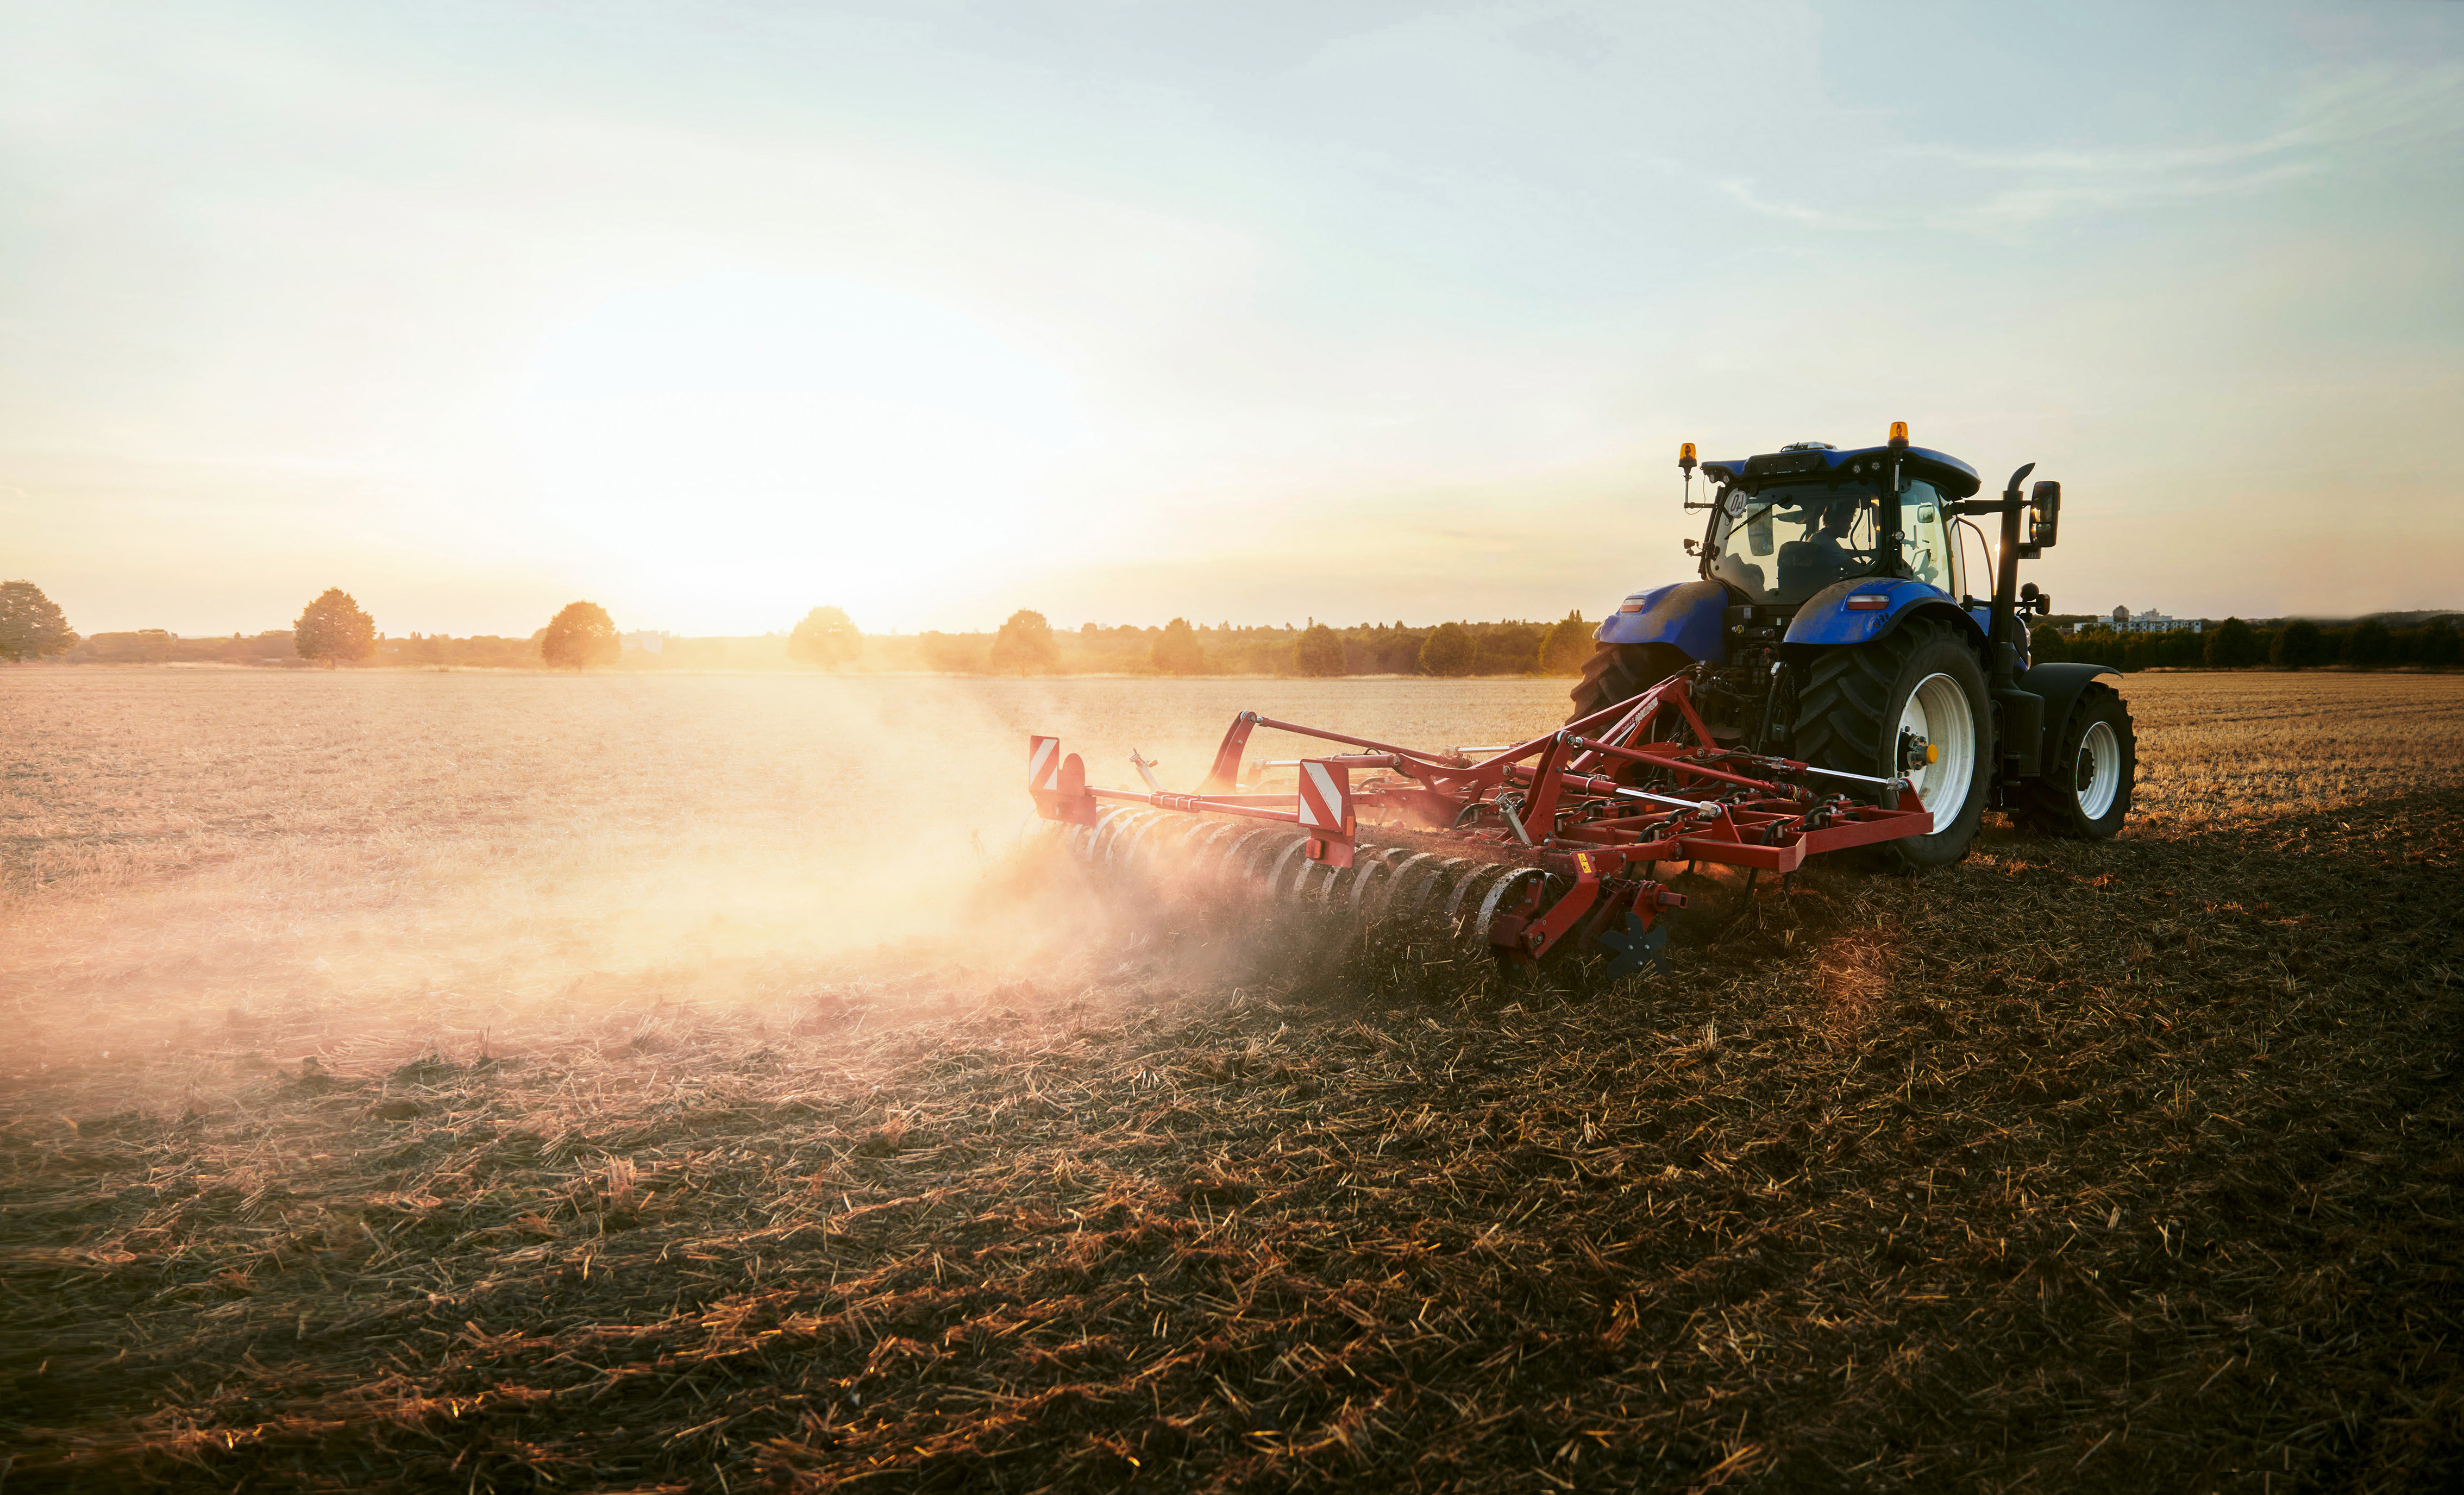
[2011,683,2135,838]
[1567,642,1688,724]
[1796,623,1992,870]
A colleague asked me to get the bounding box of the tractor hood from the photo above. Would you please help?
[1700,444,1981,498]
[1594,578,1727,662]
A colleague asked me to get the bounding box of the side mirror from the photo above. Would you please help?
[2028,480,2061,549]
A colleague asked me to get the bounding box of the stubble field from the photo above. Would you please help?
[4,666,2463,1493]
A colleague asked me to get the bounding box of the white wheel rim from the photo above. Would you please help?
[1899,672,1976,820]
[2075,720,2121,821]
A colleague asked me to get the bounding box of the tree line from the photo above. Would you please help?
[0,583,638,670]
[10,575,2456,677]
[957,610,1600,677]
[3,581,1604,677]
[2032,615,2462,673]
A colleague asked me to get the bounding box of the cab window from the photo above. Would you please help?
[1903,480,1954,595]
[1707,483,1881,605]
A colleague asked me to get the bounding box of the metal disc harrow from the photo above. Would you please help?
[1030,669,1933,978]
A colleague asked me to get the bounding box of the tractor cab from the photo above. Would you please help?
[1697,441,1979,613]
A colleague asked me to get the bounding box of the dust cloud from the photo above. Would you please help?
[0,670,1574,1112]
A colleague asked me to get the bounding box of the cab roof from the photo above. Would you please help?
[1701,443,1982,499]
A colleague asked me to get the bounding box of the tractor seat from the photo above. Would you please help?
[1777,539,1845,595]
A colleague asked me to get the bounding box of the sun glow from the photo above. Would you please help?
[505,273,1091,631]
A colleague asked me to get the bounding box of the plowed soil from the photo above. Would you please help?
[4,669,2462,1492]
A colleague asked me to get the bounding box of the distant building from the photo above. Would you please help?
[2070,608,2208,630]
[2120,608,2208,634]
[2073,608,2206,635]
[620,631,664,654]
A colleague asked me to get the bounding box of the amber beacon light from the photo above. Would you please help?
[1888,421,1909,449]
[1678,442,1697,473]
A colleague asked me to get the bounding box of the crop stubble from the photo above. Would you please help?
[3,668,2462,1492]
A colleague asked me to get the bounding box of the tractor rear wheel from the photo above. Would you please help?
[1795,622,1992,870]
[2010,683,2135,838]
[1567,642,1687,724]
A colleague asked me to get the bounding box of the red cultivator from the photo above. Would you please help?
[1030,673,1932,979]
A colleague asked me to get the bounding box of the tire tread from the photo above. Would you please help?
[1797,622,1988,870]
[2011,682,2136,838]
[1568,643,1685,724]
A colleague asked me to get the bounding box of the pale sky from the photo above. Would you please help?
[5,1,2459,637]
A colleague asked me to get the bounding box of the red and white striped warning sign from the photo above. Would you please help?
[1029,736,1061,794]
[1296,759,1350,833]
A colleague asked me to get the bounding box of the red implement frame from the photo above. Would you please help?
[1030,673,1930,963]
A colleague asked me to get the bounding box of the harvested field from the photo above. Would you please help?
[4,667,2463,1492]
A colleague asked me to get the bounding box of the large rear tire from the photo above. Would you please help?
[1567,642,1688,724]
[1795,622,1992,870]
[2011,683,2135,838]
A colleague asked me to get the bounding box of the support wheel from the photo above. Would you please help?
[1796,622,1992,870]
[2012,683,2135,838]
[1567,642,1687,724]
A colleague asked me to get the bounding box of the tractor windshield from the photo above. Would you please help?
[1705,481,1886,605]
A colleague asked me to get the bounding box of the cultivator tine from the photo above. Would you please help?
[1224,827,1277,881]
[1443,862,1507,926]
[1189,821,1240,881]
[1412,857,1475,923]
[1475,869,1548,951]
[1370,852,1441,923]
[1126,813,1175,872]
[1100,812,1141,871]
[1347,848,1401,916]
[1096,811,1143,871]
[1265,837,1312,900]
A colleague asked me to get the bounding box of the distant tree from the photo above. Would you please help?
[2342,618,2393,669]
[2271,619,2328,670]
[0,580,78,662]
[2422,617,2461,669]
[541,601,619,670]
[787,606,862,669]
[2203,617,2263,670]
[2062,626,2117,670]
[1151,617,1206,675]
[989,610,1059,674]
[919,631,988,673]
[86,630,176,663]
[1296,623,1345,677]
[1475,623,1544,676]
[2027,624,2065,664]
[1538,611,1591,675]
[294,588,377,668]
[1420,621,1475,677]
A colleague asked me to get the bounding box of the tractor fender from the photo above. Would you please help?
[1595,579,1726,664]
[2016,663,2123,774]
[1782,578,1985,651]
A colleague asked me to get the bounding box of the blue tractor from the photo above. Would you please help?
[1572,424,2136,868]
